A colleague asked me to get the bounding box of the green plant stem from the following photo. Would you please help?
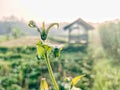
[45,53,59,90]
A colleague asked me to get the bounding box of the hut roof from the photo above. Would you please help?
[64,18,94,30]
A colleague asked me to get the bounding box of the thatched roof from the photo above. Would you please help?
[64,18,94,30]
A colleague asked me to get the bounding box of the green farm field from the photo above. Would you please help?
[0,21,120,90]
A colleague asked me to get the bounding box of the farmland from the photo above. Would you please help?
[0,38,94,90]
[0,20,120,90]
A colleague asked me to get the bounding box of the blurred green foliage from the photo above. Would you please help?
[92,59,120,90]
[99,22,120,61]
[0,45,94,90]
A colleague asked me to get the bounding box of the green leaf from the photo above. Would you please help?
[28,20,37,28]
[40,78,49,90]
[36,43,45,59]
[36,40,43,46]
[43,45,53,54]
[70,75,85,89]
[46,23,59,34]
[59,47,62,51]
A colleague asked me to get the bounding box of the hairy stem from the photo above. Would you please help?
[45,53,59,90]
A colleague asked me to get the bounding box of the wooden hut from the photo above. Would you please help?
[63,18,94,44]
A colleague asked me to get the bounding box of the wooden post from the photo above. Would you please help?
[86,30,88,43]
[68,29,71,43]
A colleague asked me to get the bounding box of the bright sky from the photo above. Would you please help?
[0,0,120,23]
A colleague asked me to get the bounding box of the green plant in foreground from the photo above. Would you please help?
[28,20,84,90]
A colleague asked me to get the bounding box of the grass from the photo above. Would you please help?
[0,35,8,43]
[92,59,120,90]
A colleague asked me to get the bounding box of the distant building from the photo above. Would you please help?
[63,18,94,44]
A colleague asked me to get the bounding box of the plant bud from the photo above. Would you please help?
[41,31,47,40]
[28,20,36,28]
[53,47,61,58]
